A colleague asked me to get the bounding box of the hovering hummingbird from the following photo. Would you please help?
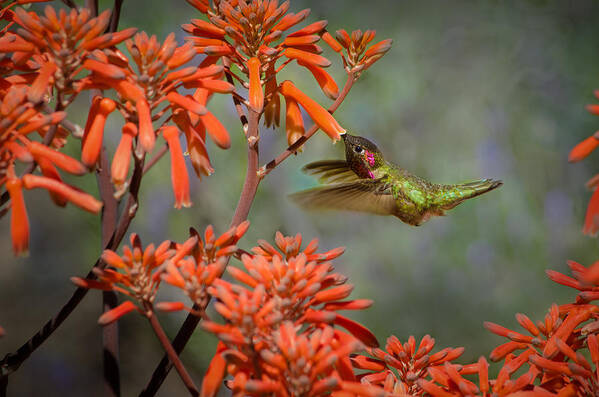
[290,133,502,226]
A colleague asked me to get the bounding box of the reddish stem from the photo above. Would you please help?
[146,310,199,397]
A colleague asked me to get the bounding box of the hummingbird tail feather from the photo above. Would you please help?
[440,179,503,210]
[459,179,503,198]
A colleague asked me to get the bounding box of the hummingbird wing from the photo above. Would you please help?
[302,160,360,183]
[289,179,397,216]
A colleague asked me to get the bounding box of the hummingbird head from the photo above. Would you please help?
[342,134,384,179]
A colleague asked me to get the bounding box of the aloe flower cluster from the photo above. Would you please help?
[183,0,391,147]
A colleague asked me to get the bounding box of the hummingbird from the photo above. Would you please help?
[290,133,502,226]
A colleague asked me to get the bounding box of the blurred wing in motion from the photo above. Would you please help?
[302,160,360,183]
[290,179,397,216]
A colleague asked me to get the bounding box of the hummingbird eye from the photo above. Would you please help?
[354,145,363,154]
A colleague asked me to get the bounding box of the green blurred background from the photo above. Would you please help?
[2,0,599,395]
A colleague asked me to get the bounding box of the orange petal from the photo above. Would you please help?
[166,92,207,115]
[81,97,116,167]
[22,174,103,213]
[162,126,191,208]
[189,18,226,38]
[584,186,599,236]
[185,0,210,12]
[179,64,224,83]
[82,27,138,51]
[333,314,378,347]
[166,42,197,70]
[102,250,127,268]
[98,301,137,325]
[28,141,87,175]
[364,39,393,58]
[323,299,373,311]
[304,309,336,323]
[313,284,354,304]
[37,157,67,207]
[285,96,304,147]
[201,342,227,397]
[184,78,234,93]
[247,57,264,113]
[335,29,351,48]
[350,355,386,371]
[284,47,331,68]
[199,110,230,149]
[588,333,599,363]
[164,66,197,84]
[0,36,35,52]
[587,104,599,116]
[272,9,310,32]
[111,123,137,186]
[489,341,527,361]
[155,301,185,312]
[27,60,57,103]
[569,135,599,162]
[17,111,67,135]
[279,80,345,141]
[321,31,342,52]
[483,321,532,343]
[188,137,213,178]
[283,34,320,47]
[172,108,213,178]
[202,45,234,57]
[5,141,33,162]
[136,99,155,153]
[82,59,126,80]
[298,60,339,100]
[6,178,29,256]
[545,269,584,289]
[114,80,145,103]
[185,37,227,47]
[287,20,328,37]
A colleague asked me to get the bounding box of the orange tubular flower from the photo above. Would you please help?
[247,57,264,113]
[22,174,102,213]
[37,157,67,207]
[111,123,138,187]
[136,99,155,154]
[298,60,339,100]
[172,108,214,178]
[81,97,116,168]
[280,80,345,142]
[71,233,197,324]
[162,126,191,209]
[569,133,599,163]
[284,96,304,148]
[6,177,29,255]
[27,141,87,176]
[263,64,281,128]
